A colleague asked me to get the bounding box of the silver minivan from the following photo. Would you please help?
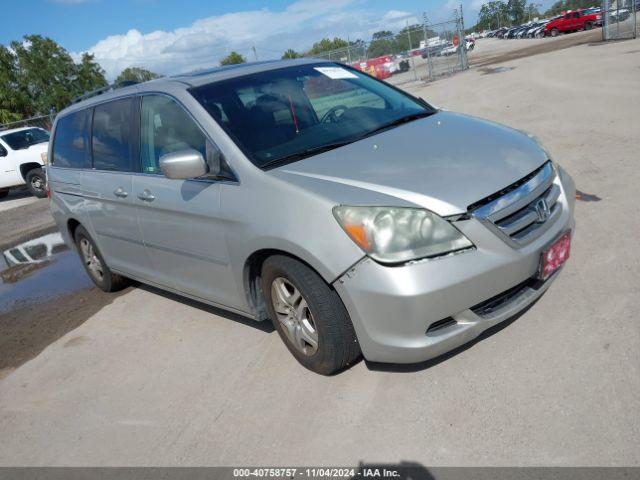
[48,59,575,374]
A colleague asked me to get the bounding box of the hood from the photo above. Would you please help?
[276,111,547,216]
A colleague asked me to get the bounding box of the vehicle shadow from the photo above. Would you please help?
[136,283,275,333]
[364,299,539,374]
[0,187,32,203]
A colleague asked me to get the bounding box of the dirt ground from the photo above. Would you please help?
[0,35,639,467]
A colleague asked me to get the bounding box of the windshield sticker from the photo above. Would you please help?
[314,67,358,79]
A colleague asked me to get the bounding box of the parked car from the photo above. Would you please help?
[609,8,631,22]
[545,9,601,36]
[0,127,50,198]
[48,59,575,374]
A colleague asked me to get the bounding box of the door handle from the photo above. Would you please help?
[113,187,128,198]
[137,189,155,202]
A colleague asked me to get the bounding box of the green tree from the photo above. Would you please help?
[367,30,396,58]
[75,53,108,94]
[219,51,246,66]
[476,1,510,29]
[0,35,107,122]
[281,48,302,59]
[10,35,80,115]
[507,0,528,24]
[307,37,350,56]
[0,45,27,123]
[545,0,598,16]
[394,24,425,52]
[115,66,161,84]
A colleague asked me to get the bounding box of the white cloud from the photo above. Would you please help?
[77,0,431,80]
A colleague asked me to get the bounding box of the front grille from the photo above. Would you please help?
[471,278,544,317]
[470,161,562,246]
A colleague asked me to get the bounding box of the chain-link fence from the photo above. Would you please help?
[602,0,638,39]
[305,10,469,87]
[0,114,55,132]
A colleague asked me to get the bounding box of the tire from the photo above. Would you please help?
[0,190,8,199]
[25,168,47,198]
[585,22,593,30]
[551,28,559,37]
[74,225,129,292]
[261,255,361,375]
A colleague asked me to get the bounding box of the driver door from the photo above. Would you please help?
[133,94,238,306]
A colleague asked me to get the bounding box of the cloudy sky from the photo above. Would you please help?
[2,0,554,79]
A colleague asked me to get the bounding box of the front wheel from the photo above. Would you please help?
[550,28,559,37]
[585,22,593,30]
[75,225,129,292]
[26,168,46,198]
[261,255,361,375]
[0,190,9,199]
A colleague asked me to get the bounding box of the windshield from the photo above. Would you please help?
[190,63,434,168]
[0,128,50,150]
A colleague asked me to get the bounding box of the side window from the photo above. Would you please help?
[140,95,206,174]
[565,13,571,19]
[92,98,136,172]
[52,109,91,169]
[0,143,7,157]
[573,12,580,18]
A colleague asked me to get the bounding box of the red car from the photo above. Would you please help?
[544,9,601,36]
[350,56,393,80]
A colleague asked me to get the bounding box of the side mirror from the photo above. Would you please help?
[159,149,208,180]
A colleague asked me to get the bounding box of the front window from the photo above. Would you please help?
[0,128,49,150]
[190,63,434,169]
[139,95,207,174]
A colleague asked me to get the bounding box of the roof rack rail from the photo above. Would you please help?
[71,80,141,105]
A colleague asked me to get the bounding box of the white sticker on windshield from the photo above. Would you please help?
[314,67,358,79]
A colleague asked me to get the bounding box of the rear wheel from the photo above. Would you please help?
[585,21,593,30]
[261,255,361,375]
[0,190,8,199]
[74,225,129,292]
[25,168,46,198]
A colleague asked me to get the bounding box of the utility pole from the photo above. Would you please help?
[423,12,433,81]
[252,46,258,61]
[406,21,417,80]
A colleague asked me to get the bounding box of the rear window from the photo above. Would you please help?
[52,110,91,169]
[92,98,136,172]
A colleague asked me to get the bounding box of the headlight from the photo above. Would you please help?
[40,152,48,165]
[333,206,473,264]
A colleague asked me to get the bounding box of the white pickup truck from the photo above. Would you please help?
[0,126,50,199]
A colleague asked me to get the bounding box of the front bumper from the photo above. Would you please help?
[334,166,576,364]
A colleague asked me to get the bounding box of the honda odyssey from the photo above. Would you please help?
[48,59,575,374]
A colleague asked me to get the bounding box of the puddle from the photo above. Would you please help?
[575,190,602,202]
[479,66,516,75]
[0,231,92,315]
[0,230,129,376]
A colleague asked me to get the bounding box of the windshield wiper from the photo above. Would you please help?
[261,140,354,170]
[362,111,434,138]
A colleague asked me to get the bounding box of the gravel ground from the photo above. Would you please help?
[0,36,638,467]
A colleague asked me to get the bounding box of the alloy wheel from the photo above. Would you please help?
[31,175,44,192]
[79,238,104,282]
[271,277,318,356]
